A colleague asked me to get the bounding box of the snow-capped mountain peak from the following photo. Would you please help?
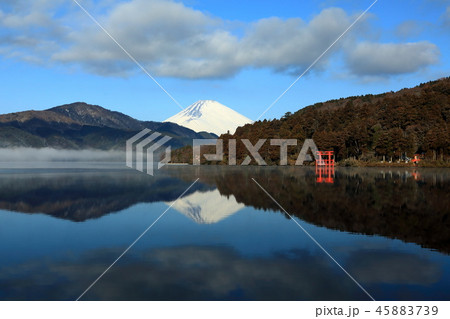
[164,100,253,136]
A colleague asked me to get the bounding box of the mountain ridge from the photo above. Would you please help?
[0,102,216,149]
[47,102,145,131]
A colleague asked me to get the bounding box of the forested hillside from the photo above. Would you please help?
[249,77,448,162]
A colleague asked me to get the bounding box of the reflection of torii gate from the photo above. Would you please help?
[315,151,335,184]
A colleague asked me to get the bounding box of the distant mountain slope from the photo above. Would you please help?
[0,102,215,150]
[164,100,253,135]
[0,110,77,124]
[48,102,144,131]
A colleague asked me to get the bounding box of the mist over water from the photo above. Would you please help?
[0,148,125,163]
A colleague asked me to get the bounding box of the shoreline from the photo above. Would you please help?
[167,161,450,168]
[336,160,450,168]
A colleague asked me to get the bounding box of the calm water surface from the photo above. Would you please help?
[0,165,449,300]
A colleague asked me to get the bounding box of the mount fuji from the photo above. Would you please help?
[164,100,253,136]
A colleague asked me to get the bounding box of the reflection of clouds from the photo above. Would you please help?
[0,246,366,301]
[347,251,441,285]
[0,246,446,301]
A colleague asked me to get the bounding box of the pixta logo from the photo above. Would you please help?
[126,129,172,175]
[192,138,321,165]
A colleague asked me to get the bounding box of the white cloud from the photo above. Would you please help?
[239,8,351,73]
[0,0,442,80]
[1,11,49,28]
[53,3,353,78]
[0,0,68,62]
[345,41,440,77]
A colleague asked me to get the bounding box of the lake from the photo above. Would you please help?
[0,165,449,301]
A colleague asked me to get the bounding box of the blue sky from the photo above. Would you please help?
[0,0,449,122]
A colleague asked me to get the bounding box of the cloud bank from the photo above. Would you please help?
[0,0,441,79]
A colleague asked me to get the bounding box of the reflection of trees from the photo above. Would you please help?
[0,170,209,221]
[177,167,450,254]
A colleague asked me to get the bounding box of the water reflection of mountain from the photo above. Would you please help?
[0,166,449,253]
[168,189,244,224]
[0,169,210,221]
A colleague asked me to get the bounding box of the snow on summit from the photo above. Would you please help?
[164,100,253,136]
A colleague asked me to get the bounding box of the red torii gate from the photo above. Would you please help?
[315,151,335,167]
[315,151,335,184]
